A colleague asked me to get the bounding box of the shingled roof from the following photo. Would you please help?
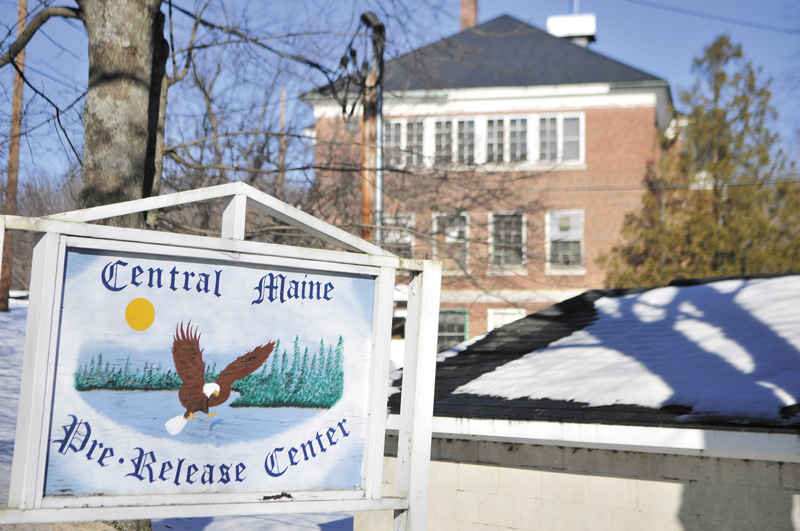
[309,15,669,99]
[382,15,667,92]
[389,275,800,433]
[385,15,666,91]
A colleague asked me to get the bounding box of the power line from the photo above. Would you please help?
[617,0,800,36]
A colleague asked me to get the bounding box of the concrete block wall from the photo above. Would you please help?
[355,437,800,531]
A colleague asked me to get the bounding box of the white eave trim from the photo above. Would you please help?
[385,415,800,463]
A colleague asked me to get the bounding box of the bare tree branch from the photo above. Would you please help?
[167,149,360,175]
[9,58,82,165]
[0,6,82,69]
[167,0,208,87]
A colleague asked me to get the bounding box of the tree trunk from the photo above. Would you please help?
[143,11,168,202]
[71,9,157,530]
[77,0,163,228]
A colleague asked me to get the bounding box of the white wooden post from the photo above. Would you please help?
[363,266,396,498]
[10,232,63,509]
[393,260,441,531]
[221,193,247,240]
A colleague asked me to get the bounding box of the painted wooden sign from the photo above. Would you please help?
[46,245,376,498]
[3,184,441,528]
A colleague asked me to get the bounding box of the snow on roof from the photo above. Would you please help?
[390,275,800,430]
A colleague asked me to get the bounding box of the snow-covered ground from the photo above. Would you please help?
[0,301,352,530]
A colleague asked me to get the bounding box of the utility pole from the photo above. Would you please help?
[0,0,26,312]
[360,12,384,244]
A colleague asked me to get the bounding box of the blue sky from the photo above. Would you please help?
[1,0,799,177]
[448,0,800,158]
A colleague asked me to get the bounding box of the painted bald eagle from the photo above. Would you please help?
[165,322,276,435]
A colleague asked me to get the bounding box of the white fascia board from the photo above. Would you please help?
[385,415,800,463]
[311,100,359,120]
[438,289,585,304]
[655,85,674,132]
[420,84,612,101]
[381,93,656,118]
[308,84,659,119]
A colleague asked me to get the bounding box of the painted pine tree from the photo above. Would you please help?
[75,336,346,409]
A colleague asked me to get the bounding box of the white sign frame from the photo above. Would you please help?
[0,183,441,529]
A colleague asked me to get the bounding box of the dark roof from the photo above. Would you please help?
[382,15,666,92]
[307,15,669,105]
[389,275,800,434]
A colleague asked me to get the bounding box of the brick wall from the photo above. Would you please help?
[356,436,800,531]
[313,105,661,338]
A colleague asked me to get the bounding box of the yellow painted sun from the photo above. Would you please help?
[125,298,155,331]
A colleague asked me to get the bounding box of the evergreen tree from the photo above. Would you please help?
[295,347,310,406]
[318,338,326,384]
[287,336,301,397]
[332,336,344,403]
[308,351,318,403]
[602,35,797,288]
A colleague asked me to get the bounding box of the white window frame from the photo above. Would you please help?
[486,117,506,163]
[433,212,469,274]
[508,117,528,163]
[488,211,526,271]
[380,112,584,169]
[383,121,404,169]
[406,119,425,168]
[545,209,586,275]
[438,309,469,352]
[434,120,454,166]
[532,113,585,165]
[382,213,415,258]
[487,308,526,332]
[456,118,476,165]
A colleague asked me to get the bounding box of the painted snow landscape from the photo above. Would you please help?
[73,336,345,444]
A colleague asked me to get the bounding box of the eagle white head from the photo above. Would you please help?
[203,382,221,397]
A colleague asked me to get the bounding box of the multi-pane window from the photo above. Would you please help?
[438,311,468,352]
[539,115,582,163]
[434,213,468,271]
[509,119,527,162]
[491,213,524,267]
[548,210,584,268]
[435,121,453,165]
[406,121,424,167]
[563,117,580,161]
[381,114,581,167]
[487,119,504,162]
[384,122,403,169]
[382,213,414,258]
[539,117,557,162]
[458,120,475,164]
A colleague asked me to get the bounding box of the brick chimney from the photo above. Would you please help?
[461,0,477,30]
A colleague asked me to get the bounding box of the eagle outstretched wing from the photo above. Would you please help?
[173,322,206,410]
[209,341,276,407]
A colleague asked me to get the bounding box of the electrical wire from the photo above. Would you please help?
[616,0,800,36]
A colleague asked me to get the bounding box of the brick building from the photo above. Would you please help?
[303,13,673,349]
